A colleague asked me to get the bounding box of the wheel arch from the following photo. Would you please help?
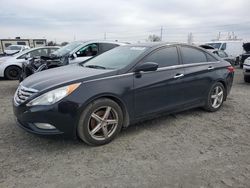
[4,65,22,78]
[80,93,130,128]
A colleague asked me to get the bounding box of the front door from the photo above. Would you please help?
[133,46,185,117]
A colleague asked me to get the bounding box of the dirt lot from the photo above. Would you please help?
[0,68,250,188]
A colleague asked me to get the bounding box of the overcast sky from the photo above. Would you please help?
[0,0,250,43]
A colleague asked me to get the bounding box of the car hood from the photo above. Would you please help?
[21,64,116,91]
[243,43,250,52]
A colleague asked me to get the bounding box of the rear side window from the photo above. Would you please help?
[99,43,119,53]
[206,53,218,62]
[143,47,179,68]
[181,46,207,64]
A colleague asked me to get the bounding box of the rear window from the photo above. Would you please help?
[142,47,179,67]
[181,46,207,64]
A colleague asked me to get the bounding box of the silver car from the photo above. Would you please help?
[0,46,59,80]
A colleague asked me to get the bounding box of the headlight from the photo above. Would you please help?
[27,83,81,106]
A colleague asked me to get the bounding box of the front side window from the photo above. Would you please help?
[142,47,179,68]
[181,46,207,64]
[76,43,98,57]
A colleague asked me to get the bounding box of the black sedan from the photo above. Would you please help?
[13,43,234,145]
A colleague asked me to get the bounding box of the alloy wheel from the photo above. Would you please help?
[87,106,119,141]
[211,86,224,109]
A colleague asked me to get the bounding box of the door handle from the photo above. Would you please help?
[174,73,184,79]
[207,66,214,70]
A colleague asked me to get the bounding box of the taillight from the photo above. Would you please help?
[227,66,235,73]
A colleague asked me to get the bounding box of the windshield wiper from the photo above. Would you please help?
[84,65,106,69]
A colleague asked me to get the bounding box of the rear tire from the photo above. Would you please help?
[5,66,21,80]
[244,75,250,83]
[203,82,225,112]
[77,98,123,146]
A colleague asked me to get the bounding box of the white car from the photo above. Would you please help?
[243,57,250,83]
[0,46,59,80]
[4,45,30,55]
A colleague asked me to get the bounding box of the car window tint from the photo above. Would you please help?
[181,46,207,64]
[143,47,179,67]
[206,53,218,62]
[99,43,119,53]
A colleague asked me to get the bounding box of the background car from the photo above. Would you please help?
[0,46,60,80]
[239,43,250,68]
[205,40,244,57]
[243,57,250,82]
[20,40,126,80]
[200,44,236,65]
[4,45,30,55]
[13,43,234,146]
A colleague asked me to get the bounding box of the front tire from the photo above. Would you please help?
[77,98,123,146]
[5,66,21,80]
[203,82,225,112]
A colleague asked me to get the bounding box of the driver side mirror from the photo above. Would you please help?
[134,62,158,72]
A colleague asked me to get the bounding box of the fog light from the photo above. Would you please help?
[34,123,56,130]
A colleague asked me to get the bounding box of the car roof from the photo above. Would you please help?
[124,42,189,48]
[72,40,127,46]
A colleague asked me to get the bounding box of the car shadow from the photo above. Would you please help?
[16,107,204,151]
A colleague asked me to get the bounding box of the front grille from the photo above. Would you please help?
[14,85,38,105]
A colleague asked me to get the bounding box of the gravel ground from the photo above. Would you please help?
[0,68,250,188]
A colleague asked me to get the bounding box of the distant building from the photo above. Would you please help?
[0,38,47,54]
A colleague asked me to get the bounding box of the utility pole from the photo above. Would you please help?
[104,32,107,40]
[160,26,163,41]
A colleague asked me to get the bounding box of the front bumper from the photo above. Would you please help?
[13,99,80,138]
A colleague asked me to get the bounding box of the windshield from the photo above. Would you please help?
[52,41,83,57]
[83,46,148,70]
[205,43,222,49]
[6,45,22,50]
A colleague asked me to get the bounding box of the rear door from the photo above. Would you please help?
[179,45,218,104]
[134,46,186,117]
